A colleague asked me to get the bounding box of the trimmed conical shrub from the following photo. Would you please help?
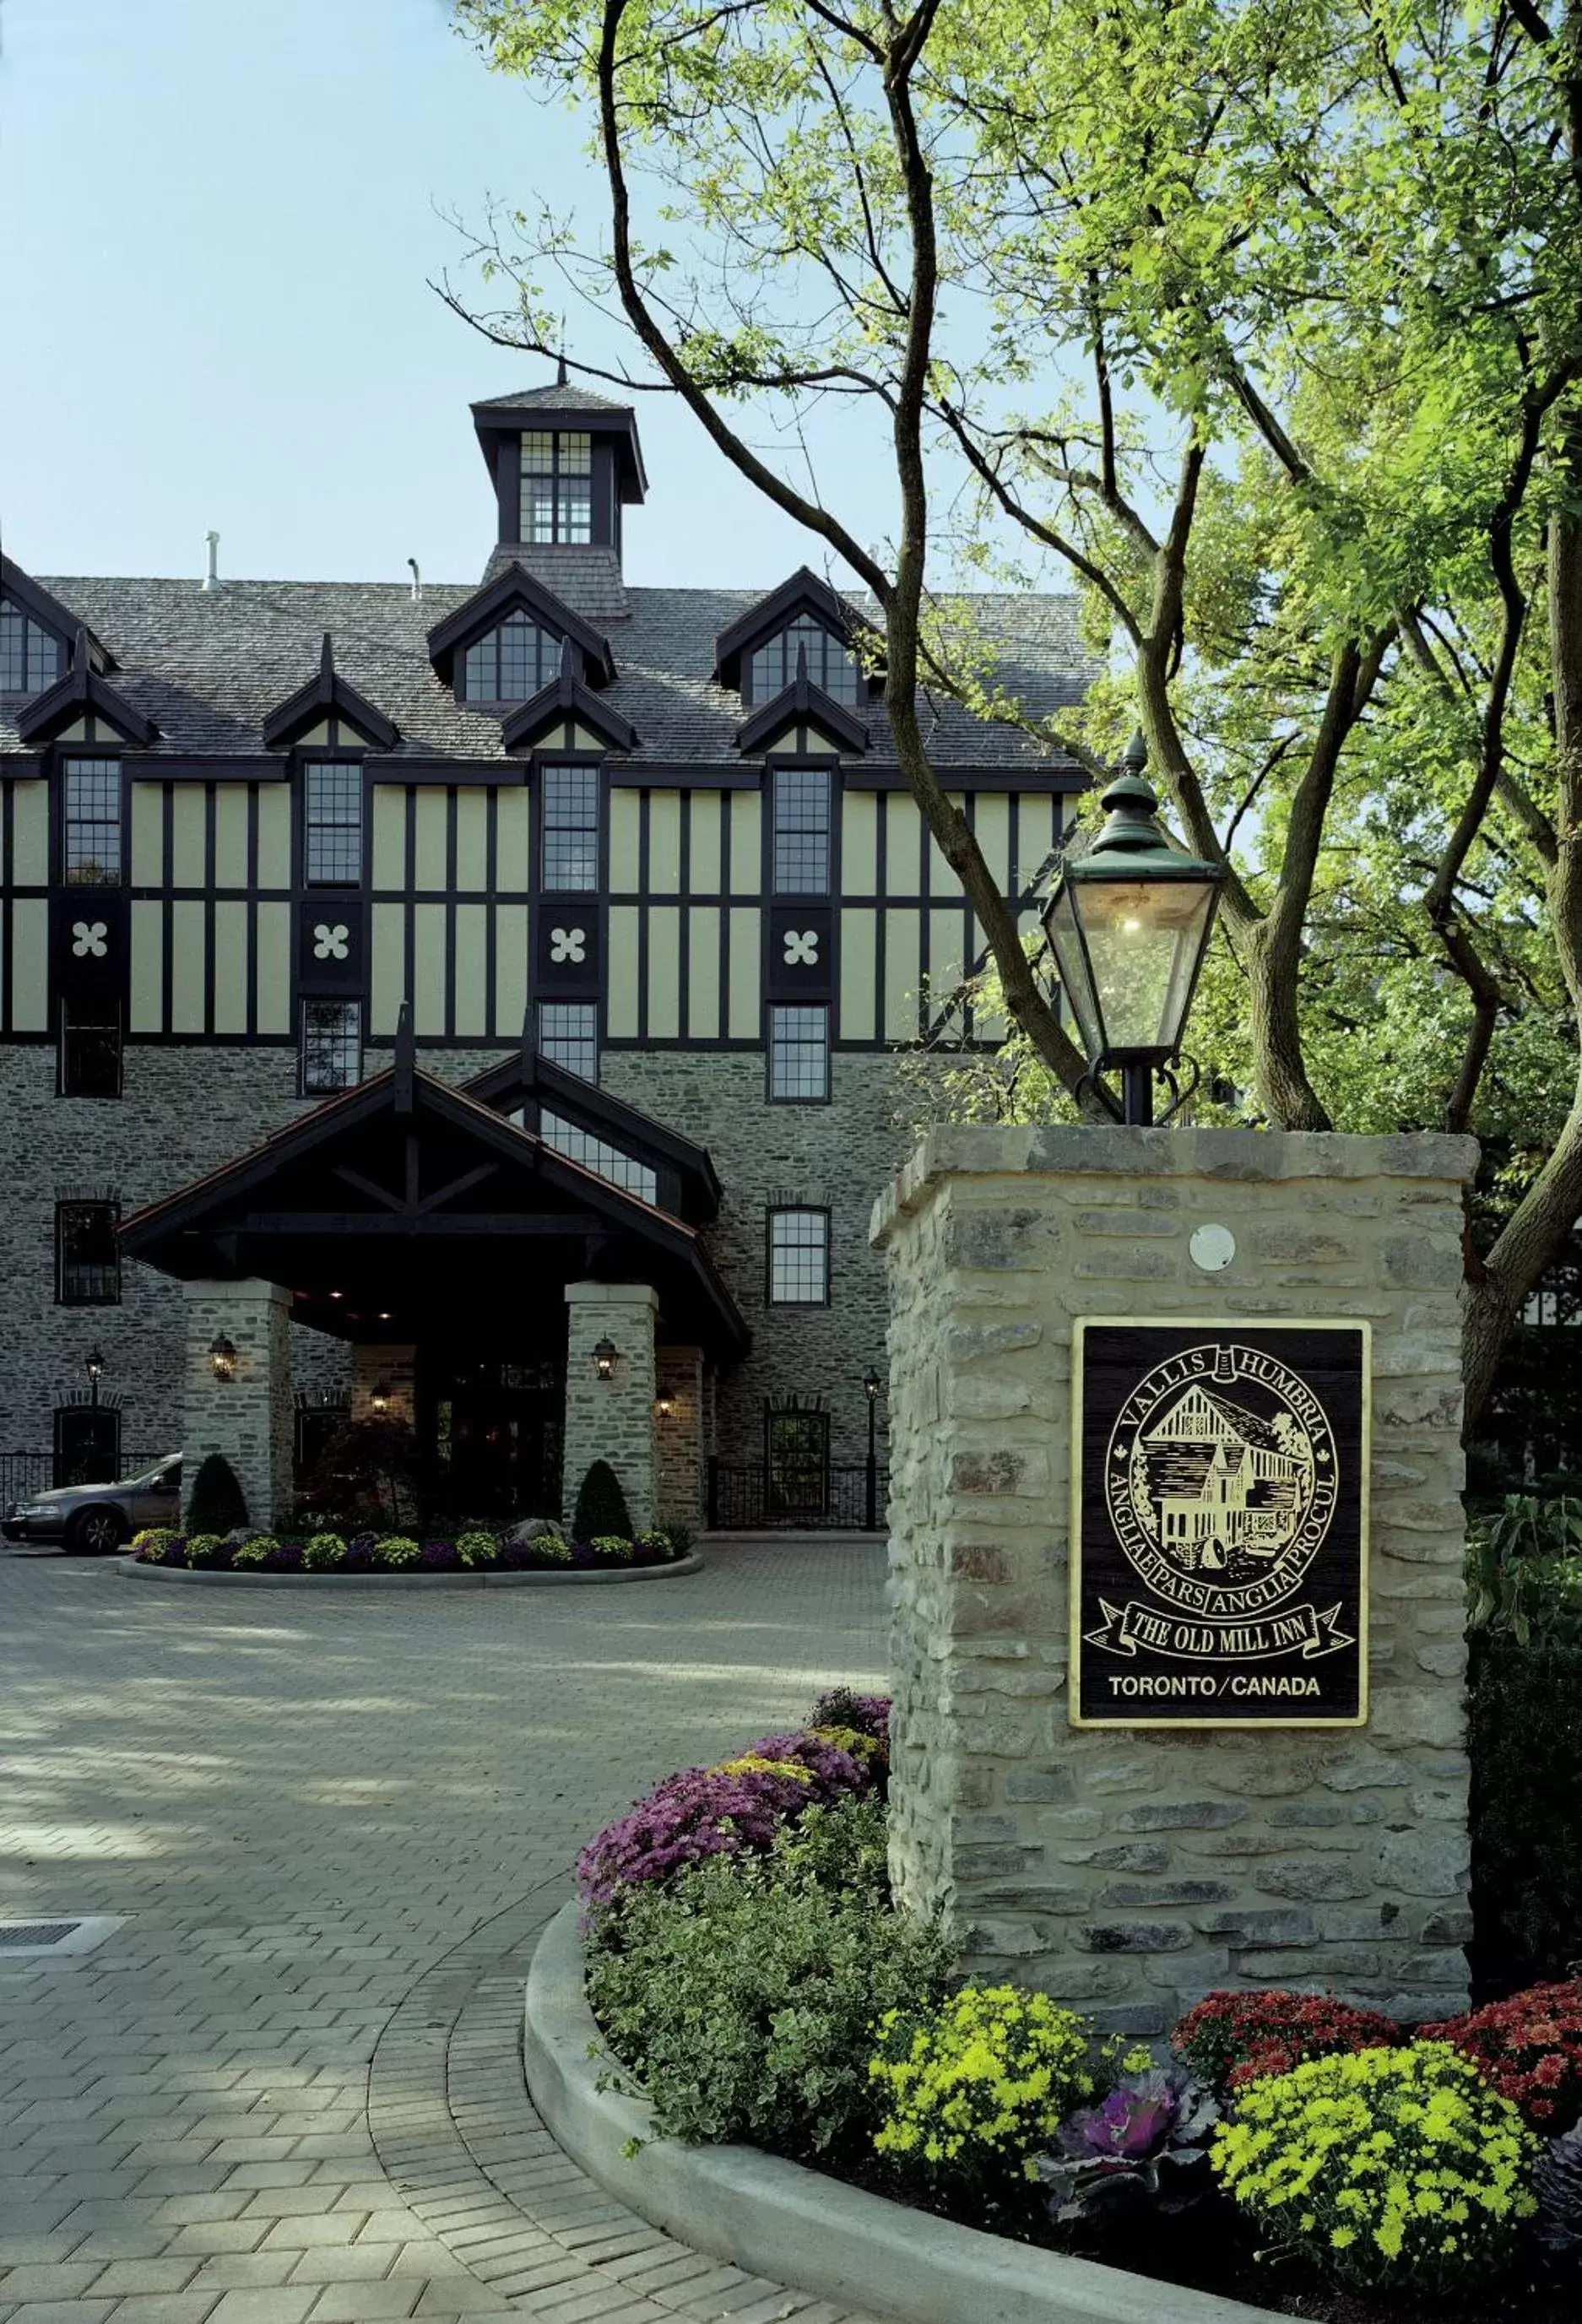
[573,1459,632,1541]
[187,1452,250,1533]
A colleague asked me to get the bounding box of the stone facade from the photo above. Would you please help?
[180,1277,295,1529]
[655,1346,705,1535]
[561,1281,658,1533]
[872,1126,1478,2035]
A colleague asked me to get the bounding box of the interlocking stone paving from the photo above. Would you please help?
[0,1543,888,2324]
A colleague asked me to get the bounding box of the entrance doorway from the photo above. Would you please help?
[423,1354,563,1522]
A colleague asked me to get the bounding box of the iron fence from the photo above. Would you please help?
[707,1460,887,1532]
[1,1449,168,1510]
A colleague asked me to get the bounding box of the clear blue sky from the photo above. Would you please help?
[0,0,896,590]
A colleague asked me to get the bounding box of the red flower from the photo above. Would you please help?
[1421,1980,1582,2132]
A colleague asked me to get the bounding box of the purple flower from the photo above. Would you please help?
[577,1762,816,1911]
[420,1539,459,1570]
[344,1535,377,1571]
[809,1688,891,1745]
[1063,2083,1179,2160]
[742,1730,873,1804]
[161,1536,187,1567]
[270,1540,305,1572]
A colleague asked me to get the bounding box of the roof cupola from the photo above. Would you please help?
[470,372,646,616]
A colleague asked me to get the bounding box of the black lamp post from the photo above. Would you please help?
[863,1368,883,1533]
[1042,734,1225,1126]
[84,1346,106,1408]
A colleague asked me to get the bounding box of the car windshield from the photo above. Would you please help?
[115,1458,180,1489]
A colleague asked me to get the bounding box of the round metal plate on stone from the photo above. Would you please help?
[1188,1222,1236,1273]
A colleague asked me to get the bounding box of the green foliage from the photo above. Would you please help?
[1466,1498,1582,1649]
[132,1528,180,1562]
[301,1417,419,1530]
[454,1530,499,1568]
[230,1537,276,1569]
[869,1985,1132,2193]
[373,1535,420,1569]
[1469,1639,1582,1984]
[1211,2044,1538,2293]
[184,1534,228,1568]
[589,1534,633,1559]
[573,1461,632,1542]
[187,1453,248,1535]
[303,1532,347,1573]
[586,1798,952,2156]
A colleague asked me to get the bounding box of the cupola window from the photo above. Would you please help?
[746,616,860,706]
[461,612,558,702]
[0,594,64,693]
[520,432,593,545]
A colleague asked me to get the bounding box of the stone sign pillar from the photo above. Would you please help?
[181,1278,294,1530]
[562,1281,658,1533]
[871,1128,1477,2036]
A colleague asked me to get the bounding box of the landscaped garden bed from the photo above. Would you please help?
[127,1522,694,1578]
[539,1685,1582,2324]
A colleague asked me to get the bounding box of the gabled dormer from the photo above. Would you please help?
[714,566,880,709]
[501,637,637,756]
[426,563,616,709]
[15,627,156,749]
[471,372,647,565]
[261,633,398,752]
[0,556,111,697]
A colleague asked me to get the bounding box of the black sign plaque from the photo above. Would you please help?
[1070,1319,1369,1728]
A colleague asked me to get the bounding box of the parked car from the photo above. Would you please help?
[1,1455,181,1554]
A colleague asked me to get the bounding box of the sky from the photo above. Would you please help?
[0,0,897,591]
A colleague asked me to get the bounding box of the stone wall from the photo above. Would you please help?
[562,1281,657,1533]
[654,1346,704,1534]
[872,1126,1478,2035]
[180,1278,295,1530]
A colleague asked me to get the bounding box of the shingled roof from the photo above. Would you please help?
[1,571,1092,773]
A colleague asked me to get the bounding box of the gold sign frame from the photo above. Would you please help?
[1069,1317,1371,1730]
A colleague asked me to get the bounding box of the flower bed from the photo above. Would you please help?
[570,1697,1582,2320]
[130,1523,687,1574]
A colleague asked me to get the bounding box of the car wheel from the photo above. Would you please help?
[65,1507,128,1557]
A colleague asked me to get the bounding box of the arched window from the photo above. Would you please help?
[745,616,860,706]
[0,594,64,693]
[461,612,557,702]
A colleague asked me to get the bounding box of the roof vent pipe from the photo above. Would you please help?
[203,530,219,591]
[407,557,421,603]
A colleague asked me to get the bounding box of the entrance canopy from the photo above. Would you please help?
[121,1043,748,1360]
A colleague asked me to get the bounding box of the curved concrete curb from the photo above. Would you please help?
[117,1552,703,1589]
[523,1900,1282,2324]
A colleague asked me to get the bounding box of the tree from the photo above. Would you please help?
[187,1452,250,1535]
[450,0,1582,1426]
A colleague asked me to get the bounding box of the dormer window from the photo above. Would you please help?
[462,612,559,702]
[0,595,64,693]
[745,616,860,706]
[521,432,593,546]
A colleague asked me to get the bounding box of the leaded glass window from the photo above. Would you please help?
[62,759,122,886]
[540,1112,656,1202]
[767,1209,829,1304]
[57,1200,121,1306]
[519,432,593,545]
[0,596,64,692]
[768,1005,830,1102]
[541,763,600,891]
[301,999,362,1094]
[746,616,860,705]
[461,612,556,702]
[303,761,363,886]
[772,768,831,894]
[537,1002,598,1082]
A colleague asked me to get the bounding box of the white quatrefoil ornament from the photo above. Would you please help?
[312,923,350,962]
[71,921,109,959]
[550,926,588,964]
[783,929,820,967]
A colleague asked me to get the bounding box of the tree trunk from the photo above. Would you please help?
[1243,926,1333,1130]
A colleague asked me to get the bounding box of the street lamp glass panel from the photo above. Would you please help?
[1060,876,1218,1059]
[1043,884,1105,1061]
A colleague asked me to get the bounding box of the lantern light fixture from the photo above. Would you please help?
[208,1333,236,1384]
[593,1336,619,1382]
[370,1380,391,1415]
[863,1368,883,1403]
[654,1391,674,1420]
[1041,734,1225,1127]
[84,1345,106,1385]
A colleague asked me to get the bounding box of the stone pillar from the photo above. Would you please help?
[181,1279,294,1530]
[871,1128,1477,2036]
[562,1282,658,1533]
[351,1344,417,1426]
[655,1346,705,1533]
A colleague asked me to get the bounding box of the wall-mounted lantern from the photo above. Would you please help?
[209,1333,236,1384]
[593,1336,619,1382]
[84,1345,106,1406]
[370,1380,391,1415]
[654,1391,674,1420]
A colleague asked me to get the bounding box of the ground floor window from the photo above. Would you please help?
[294,1391,350,1477]
[59,996,122,1098]
[765,1402,830,1518]
[53,1401,121,1487]
[56,1198,121,1304]
[301,999,362,1094]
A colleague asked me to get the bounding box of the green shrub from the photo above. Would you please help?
[455,1530,499,1568]
[589,1534,632,1560]
[573,1460,632,1542]
[230,1537,276,1569]
[587,1797,951,2156]
[1211,2043,1538,2294]
[187,1453,249,1534]
[374,1534,420,1569]
[185,1534,228,1568]
[637,1530,676,1562]
[1470,1638,1582,1983]
[303,1532,347,1572]
[133,1528,180,1562]
[870,1985,1127,2193]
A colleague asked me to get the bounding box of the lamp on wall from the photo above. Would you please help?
[84,1346,106,1408]
[593,1337,619,1382]
[654,1391,674,1420]
[370,1380,391,1415]
[209,1333,236,1384]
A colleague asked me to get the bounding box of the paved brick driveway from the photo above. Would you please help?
[0,1544,888,2324]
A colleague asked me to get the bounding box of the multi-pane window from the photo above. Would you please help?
[54,1403,121,1487]
[538,1002,599,1082]
[746,616,860,705]
[461,613,556,702]
[540,1112,656,1202]
[303,761,363,886]
[768,1004,830,1102]
[772,768,832,894]
[766,1406,831,1518]
[56,1200,121,1306]
[767,1209,830,1305]
[520,432,593,545]
[301,999,362,1094]
[0,596,63,692]
[541,763,601,891]
[62,759,122,885]
[59,996,122,1098]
